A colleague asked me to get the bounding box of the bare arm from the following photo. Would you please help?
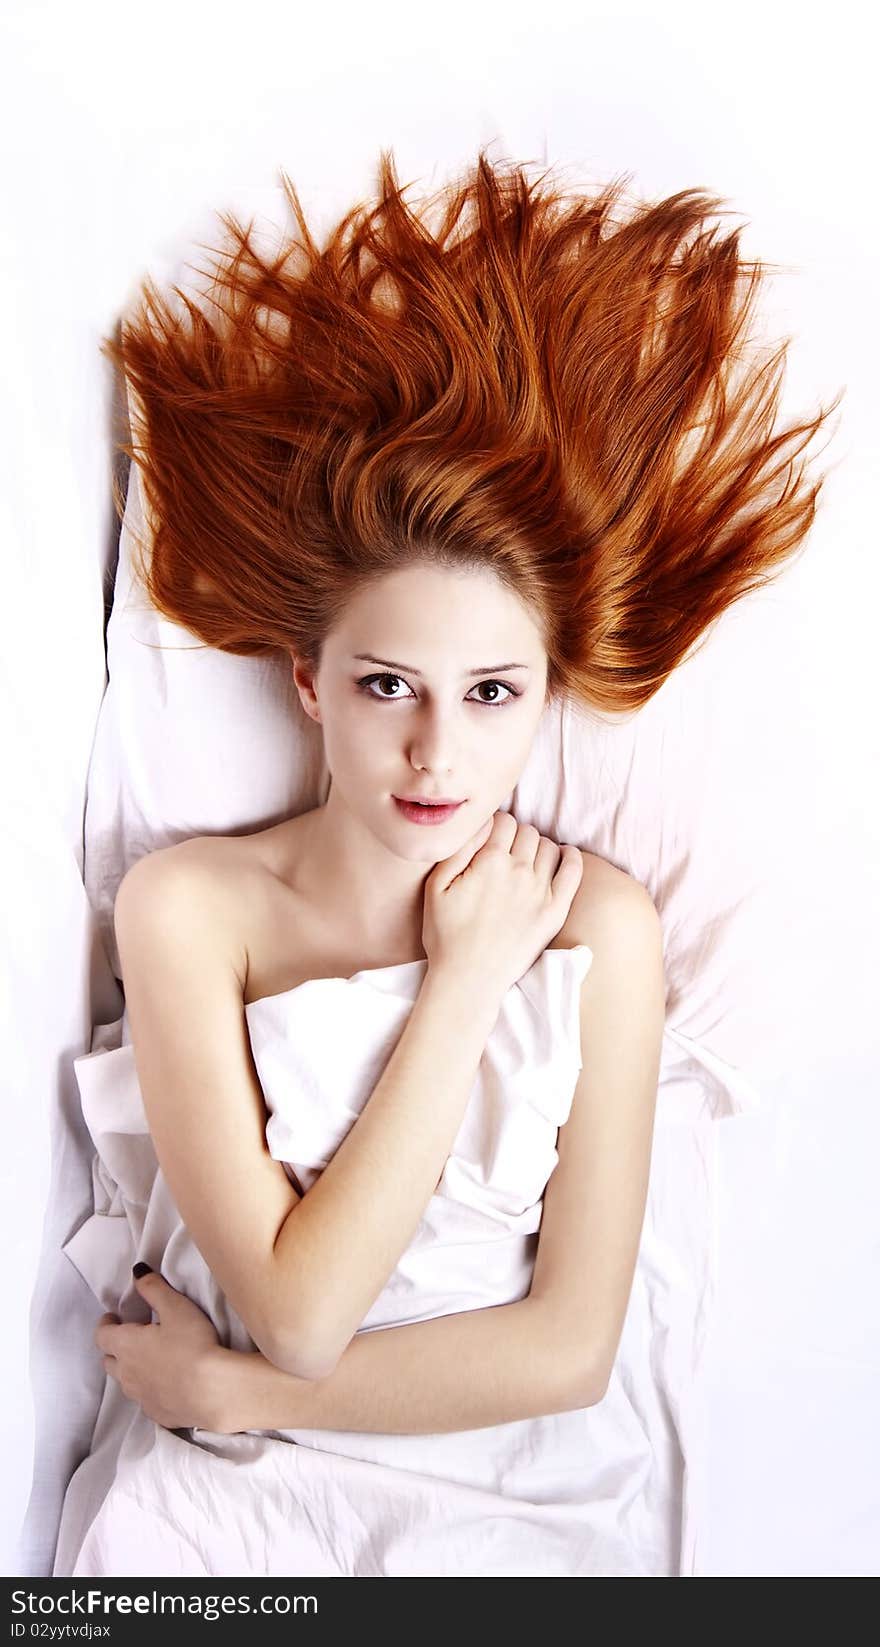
[197,864,663,1435]
[271,967,503,1377]
[527,876,665,1394]
[204,1294,601,1436]
[114,841,504,1384]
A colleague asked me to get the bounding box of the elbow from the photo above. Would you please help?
[566,1350,612,1410]
[260,1320,344,1383]
[248,1275,343,1379]
[567,1370,609,1410]
[583,1354,612,1407]
[274,1341,341,1383]
[585,1371,610,1407]
[252,1267,350,1379]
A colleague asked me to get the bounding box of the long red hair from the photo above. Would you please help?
[103,148,843,714]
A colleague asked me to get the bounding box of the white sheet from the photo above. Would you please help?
[10,99,877,1576]
[54,943,722,1577]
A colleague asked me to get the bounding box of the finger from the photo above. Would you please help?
[95,1318,138,1352]
[509,820,541,863]
[131,1267,167,1322]
[534,836,563,879]
[550,844,585,896]
[429,814,497,889]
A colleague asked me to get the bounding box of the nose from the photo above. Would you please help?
[407,702,458,777]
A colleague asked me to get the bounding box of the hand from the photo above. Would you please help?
[421,810,584,1000]
[94,1268,225,1432]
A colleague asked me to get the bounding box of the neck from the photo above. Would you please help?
[298,790,434,956]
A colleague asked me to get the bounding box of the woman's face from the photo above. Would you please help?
[294,563,553,860]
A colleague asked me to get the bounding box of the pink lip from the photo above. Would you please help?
[395,795,463,805]
[393,796,465,826]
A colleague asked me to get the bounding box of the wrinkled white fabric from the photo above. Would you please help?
[54,943,717,1577]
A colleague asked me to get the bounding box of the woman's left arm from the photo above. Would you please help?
[205,1293,593,1435]
[98,1271,592,1434]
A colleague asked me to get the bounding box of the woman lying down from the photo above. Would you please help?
[57,147,835,1577]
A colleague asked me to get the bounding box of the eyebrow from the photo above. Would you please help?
[352,654,531,677]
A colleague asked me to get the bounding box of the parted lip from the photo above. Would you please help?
[394,795,464,805]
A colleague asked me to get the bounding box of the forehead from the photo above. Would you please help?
[331,564,546,657]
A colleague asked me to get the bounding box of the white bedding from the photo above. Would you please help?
[11,143,877,1577]
[54,944,725,1576]
[34,314,765,1579]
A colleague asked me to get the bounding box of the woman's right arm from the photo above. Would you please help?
[270,962,503,1377]
[113,841,504,1383]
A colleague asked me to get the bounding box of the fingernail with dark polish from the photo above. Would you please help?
[132,1262,153,1278]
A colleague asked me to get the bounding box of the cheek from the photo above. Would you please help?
[326,715,393,774]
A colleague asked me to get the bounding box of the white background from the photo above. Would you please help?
[1,0,877,1576]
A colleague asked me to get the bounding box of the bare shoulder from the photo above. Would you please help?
[554,849,661,953]
[557,852,666,1055]
[115,834,250,991]
[118,832,228,892]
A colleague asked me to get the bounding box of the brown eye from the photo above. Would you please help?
[359,673,414,700]
[356,674,520,706]
[470,681,518,705]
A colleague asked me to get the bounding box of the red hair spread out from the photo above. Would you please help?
[103,147,843,715]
